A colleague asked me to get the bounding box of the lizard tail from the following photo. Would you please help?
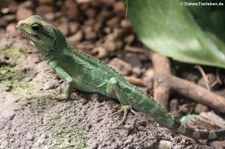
[121,82,225,140]
[172,118,225,140]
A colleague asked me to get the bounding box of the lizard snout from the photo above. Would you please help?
[16,21,25,29]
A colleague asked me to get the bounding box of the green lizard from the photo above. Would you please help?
[17,15,225,140]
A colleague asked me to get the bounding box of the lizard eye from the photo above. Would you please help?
[31,23,41,31]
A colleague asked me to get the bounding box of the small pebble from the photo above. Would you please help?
[113,1,124,13]
[62,0,79,20]
[68,31,83,46]
[6,23,16,33]
[16,5,33,20]
[195,104,208,114]
[26,132,35,141]
[39,0,55,5]
[35,5,54,17]
[108,58,132,75]
[107,17,120,27]
[158,140,172,149]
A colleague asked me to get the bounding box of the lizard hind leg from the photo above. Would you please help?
[106,77,137,125]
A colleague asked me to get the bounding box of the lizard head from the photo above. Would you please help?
[17,15,67,58]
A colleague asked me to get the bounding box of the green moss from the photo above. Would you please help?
[0,47,25,80]
[0,47,28,59]
[48,119,88,148]
[0,47,49,108]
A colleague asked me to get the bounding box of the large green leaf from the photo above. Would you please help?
[128,0,225,68]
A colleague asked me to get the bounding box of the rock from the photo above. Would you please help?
[101,34,117,52]
[0,0,14,9]
[144,68,154,80]
[132,67,143,77]
[108,58,132,75]
[115,41,123,49]
[103,27,112,34]
[112,28,122,39]
[113,1,124,13]
[143,69,154,89]
[35,5,54,17]
[58,21,69,35]
[123,53,142,67]
[121,19,131,28]
[1,7,9,14]
[98,0,115,6]
[82,25,97,40]
[158,140,172,149]
[26,132,35,141]
[16,3,33,21]
[195,104,208,114]
[68,31,83,46]
[92,47,107,59]
[211,141,225,149]
[0,19,7,27]
[106,17,120,27]
[124,34,135,45]
[98,9,111,22]
[76,0,91,3]
[0,139,9,149]
[21,1,33,8]
[103,41,116,52]
[82,25,92,34]
[93,22,102,32]
[39,0,54,5]
[200,112,225,128]
[68,22,80,34]
[85,31,97,40]
[84,18,96,26]
[8,4,18,14]
[3,15,16,22]
[85,8,96,18]
[6,23,17,33]
[62,0,79,20]
[44,13,55,21]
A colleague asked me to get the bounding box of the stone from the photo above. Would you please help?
[16,4,33,21]
[39,0,54,5]
[113,1,124,13]
[62,0,79,20]
[195,104,208,114]
[108,58,132,75]
[6,23,17,33]
[35,5,54,17]
[68,31,83,46]
[68,22,80,34]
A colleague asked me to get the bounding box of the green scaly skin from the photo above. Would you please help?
[17,15,225,140]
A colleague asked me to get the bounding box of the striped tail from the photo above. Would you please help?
[172,117,225,140]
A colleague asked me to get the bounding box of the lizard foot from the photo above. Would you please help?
[52,91,69,101]
[112,105,137,126]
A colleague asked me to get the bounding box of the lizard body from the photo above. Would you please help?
[17,15,225,140]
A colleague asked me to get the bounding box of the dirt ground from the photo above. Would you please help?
[1,0,225,149]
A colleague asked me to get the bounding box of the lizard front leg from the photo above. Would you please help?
[49,61,74,100]
[106,78,136,125]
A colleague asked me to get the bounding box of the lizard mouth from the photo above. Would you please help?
[17,27,39,41]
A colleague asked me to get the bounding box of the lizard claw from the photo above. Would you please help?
[54,93,68,101]
[112,105,137,126]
